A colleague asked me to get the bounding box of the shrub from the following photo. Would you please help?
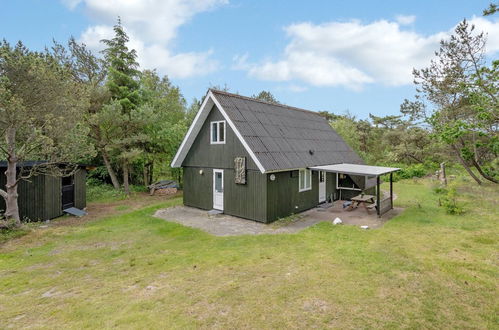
[86,182,149,203]
[438,186,464,215]
[392,164,429,181]
[432,186,447,195]
[86,184,126,203]
[87,166,113,183]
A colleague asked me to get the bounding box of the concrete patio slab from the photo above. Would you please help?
[154,201,403,236]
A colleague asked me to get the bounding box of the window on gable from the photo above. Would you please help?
[210,121,226,144]
[299,169,311,192]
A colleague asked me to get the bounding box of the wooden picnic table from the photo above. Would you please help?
[348,194,376,212]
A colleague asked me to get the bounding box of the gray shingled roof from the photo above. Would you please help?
[211,90,364,172]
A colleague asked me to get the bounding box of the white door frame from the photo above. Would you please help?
[213,169,224,210]
[318,170,326,203]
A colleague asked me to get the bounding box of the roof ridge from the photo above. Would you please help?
[209,88,324,117]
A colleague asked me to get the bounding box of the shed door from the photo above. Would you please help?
[61,175,75,210]
[318,171,326,203]
[213,169,224,211]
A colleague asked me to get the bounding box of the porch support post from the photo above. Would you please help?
[376,176,381,218]
[390,172,393,210]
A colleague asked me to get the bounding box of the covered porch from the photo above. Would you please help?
[309,163,400,217]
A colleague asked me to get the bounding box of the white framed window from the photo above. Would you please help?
[210,121,226,144]
[336,173,361,191]
[299,169,312,192]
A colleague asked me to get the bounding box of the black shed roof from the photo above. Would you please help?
[0,161,88,168]
[172,89,364,173]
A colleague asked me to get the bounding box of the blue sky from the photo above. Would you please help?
[1,0,498,118]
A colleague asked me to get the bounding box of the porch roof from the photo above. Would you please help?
[309,163,400,177]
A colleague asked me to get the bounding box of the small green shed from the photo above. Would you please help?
[0,162,87,222]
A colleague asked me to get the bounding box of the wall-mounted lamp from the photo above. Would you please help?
[270,174,276,181]
[199,169,204,175]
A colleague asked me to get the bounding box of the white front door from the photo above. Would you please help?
[318,171,326,203]
[213,169,224,210]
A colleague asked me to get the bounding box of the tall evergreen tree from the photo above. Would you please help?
[101,17,141,116]
[252,90,280,104]
[100,18,143,194]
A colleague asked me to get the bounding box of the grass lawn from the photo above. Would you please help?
[1,177,498,328]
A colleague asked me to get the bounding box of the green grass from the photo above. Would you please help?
[0,227,30,244]
[87,183,148,203]
[1,178,498,329]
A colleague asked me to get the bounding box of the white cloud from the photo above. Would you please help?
[288,84,308,92]
[65,0,227,78]
[395,15,416,25]
[238,16,499,90]
[79,25,113,51]
[61,0,82,10]
[471,16,499,53]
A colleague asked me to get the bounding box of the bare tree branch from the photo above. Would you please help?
[0,188,7,200]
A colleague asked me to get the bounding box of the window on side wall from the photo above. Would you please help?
[336,173,361,190]
[210,121,226,144]
[299,169,311,192]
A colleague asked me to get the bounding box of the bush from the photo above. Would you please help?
[87,166,114,184]
[441,187,464,215]
[87,183,127,203]
[434,185,464,215]
[86,182,149,203]
[432,186,447,195]
[392,164,429,181]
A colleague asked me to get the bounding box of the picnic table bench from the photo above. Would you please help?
[347,194,376,212]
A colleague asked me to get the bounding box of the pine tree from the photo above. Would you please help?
[100,18,143,194]
[101,17,141,116]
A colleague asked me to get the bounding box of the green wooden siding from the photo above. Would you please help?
[183,164,375,222]
[182,103,268,221]
[339,189,360,201]
[0,174,47,221]
[19,175,45,221]
[266,170,318,222]
[74,169,86,209]
[182,105,258,170]
[326,172,338,201]
[183,167,213,210]
[0,168,87,222]
[44,175,62,220]
[183,167,268,222]
[224,169,267,222]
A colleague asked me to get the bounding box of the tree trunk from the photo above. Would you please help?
[2,128,21,227]
[470,157,499,184]
[148,162,153,186]
[101,148,120,190]
[439,162,447,186]
[472,131,479,164]
[123,159,130,195]
[452,144,482,185]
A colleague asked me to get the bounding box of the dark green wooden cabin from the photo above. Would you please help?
[0,162,87,221]
[172,90,397,223]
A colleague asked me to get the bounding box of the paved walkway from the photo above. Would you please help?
[154,201,402,236]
